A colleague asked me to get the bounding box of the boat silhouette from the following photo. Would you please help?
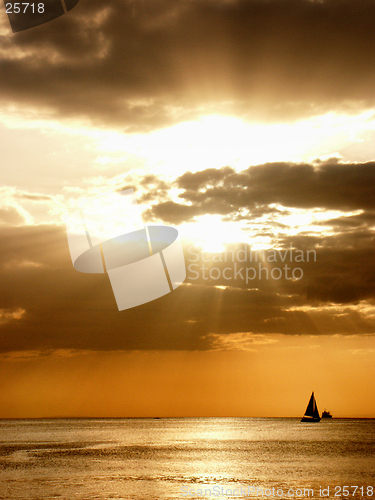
[301,391,321,422]
[322,410,333,419]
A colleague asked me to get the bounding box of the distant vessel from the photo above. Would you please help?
[301,392,321,422]
[322,410,332,419]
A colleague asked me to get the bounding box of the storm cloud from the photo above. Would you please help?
[2,0,375,128]
[146,160,375,223]
[1,157,375,355]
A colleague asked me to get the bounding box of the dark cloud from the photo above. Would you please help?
[137,175,170,203]
[14,193,53,201]
[185,234,375,304]
[318,211,375,228]
[145,160,375,223]
[3,0,375,128]
[146,200,201,224]
[0,220,374,355]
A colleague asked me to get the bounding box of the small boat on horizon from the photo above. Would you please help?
[322,410,333,419]
[301,391,321,422]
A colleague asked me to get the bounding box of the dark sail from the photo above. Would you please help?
[301,391,320,422]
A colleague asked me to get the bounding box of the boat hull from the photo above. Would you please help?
[301,416,321,422]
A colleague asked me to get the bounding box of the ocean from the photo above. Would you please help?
[0,418,374,500]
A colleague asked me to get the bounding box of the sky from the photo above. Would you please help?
[0,0,375,418]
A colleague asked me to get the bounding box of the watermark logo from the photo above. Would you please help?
[4,0,79,33]
[66,189,186,311]
[181,484,319,498]
[187,246,316,284]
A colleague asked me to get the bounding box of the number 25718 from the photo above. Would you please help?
[5,3,45,13]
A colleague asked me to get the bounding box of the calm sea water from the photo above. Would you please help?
[0,418,374,500]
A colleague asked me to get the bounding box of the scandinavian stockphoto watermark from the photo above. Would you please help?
[187,246,316,284]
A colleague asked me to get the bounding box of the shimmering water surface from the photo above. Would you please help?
[0,418,374,500]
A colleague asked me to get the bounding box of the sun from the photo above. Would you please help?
[178,214,250,253]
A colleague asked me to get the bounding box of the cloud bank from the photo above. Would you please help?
[0,159,374,354]
[2,0,375,128]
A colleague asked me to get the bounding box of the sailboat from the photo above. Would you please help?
[301,391,321,422]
